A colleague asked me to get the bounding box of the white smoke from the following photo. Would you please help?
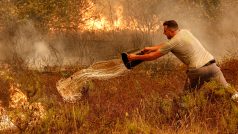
[0,21,62,69]
[28,41,53,69]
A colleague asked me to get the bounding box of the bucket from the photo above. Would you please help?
[121,49,144,69]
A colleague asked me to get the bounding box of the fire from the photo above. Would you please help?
[85,17,110,31]
[85,4,160,32]
[113,6,123,28]
[83,5,125,31]
[48,1,160,33]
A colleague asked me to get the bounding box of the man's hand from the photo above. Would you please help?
[141,47,152,54]
[141,46,160,54]
[127,54,137,61]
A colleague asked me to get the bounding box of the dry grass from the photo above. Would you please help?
[0,57,238,133]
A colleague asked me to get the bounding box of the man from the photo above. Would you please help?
[127,20,238,99]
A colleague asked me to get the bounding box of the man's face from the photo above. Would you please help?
[163,26,174,39]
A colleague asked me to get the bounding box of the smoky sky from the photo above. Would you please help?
[97,0,238,58]
[0,0,237,68]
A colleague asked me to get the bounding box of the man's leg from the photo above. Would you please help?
[208,64,238,101]
[211,64,237,93]
[186,71,205,91]
[211,65,229,87]
[186,63,233,91]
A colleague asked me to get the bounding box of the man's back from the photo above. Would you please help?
[160,29,214,69]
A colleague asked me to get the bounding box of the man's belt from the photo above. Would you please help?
[203,59,216,67]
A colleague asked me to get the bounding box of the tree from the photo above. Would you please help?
[0,0,97,32]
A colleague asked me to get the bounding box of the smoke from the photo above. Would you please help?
[95,0,238,59]
[0,0,237,69]
[216,1,238,56]
[28,41,54,69]
[0,21,61,69]
[153,0,238,59]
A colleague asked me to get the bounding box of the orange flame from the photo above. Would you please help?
[48,1,160,33]
[83,4,160,32]
[82,4,125,31]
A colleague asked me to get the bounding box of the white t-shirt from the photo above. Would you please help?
[159,29,214,69]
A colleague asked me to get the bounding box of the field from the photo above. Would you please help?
[0,56,237,133]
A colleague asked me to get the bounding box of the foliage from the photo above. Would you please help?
[0,0,96,32]
[0,58,238,133]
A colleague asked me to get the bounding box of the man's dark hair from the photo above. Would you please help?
[163,20,178,29]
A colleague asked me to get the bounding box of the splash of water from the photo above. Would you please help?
[56,59,129,102]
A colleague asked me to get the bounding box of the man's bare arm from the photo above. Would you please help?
[141,44,163,54]
[128,48,164,61]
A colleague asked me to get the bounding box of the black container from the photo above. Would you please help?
[121,50,144,69]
